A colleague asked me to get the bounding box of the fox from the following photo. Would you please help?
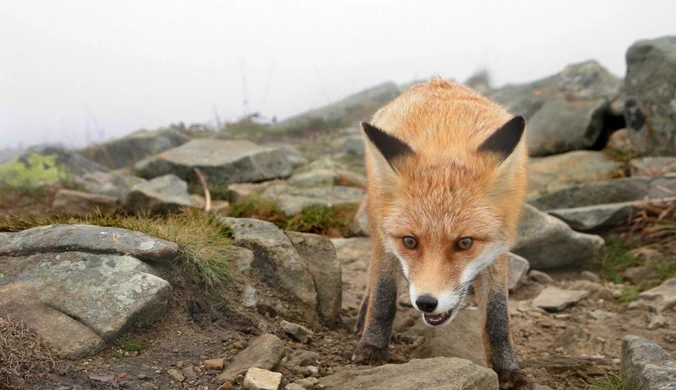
[353,77,533,389]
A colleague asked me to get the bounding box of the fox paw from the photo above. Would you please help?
[498,370,534,390]
[351,343,388,365]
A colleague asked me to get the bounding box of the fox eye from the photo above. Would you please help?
[455,237,473,251]
[402,236,418,250]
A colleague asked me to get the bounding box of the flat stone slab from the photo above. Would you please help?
[124,174,194,213]
[629,278,676,313]
[217,334,285,383]
[0,224,179,264]
[533,287,589,312]
[318,357,497,390]
[261,184,365,215]
[0,252,171,357]
[547,201,636,231]
[621,335,676,389]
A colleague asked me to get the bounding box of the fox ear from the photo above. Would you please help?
[478,115,525,161]
[362,121,414,173]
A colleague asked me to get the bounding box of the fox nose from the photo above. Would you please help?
[415,295,438,313]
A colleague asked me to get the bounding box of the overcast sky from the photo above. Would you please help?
[1,0,675,149]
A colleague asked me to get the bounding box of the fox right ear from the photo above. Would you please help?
[362,121,414,173]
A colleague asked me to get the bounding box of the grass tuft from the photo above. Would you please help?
[591,373,630,390]
[592,238,643,284]
[117,335,146,352]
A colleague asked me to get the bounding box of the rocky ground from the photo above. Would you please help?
[2,36,676,390]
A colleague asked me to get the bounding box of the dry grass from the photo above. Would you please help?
[0,317,55,389]
[624,198,676,252]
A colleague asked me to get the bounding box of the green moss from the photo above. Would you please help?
[117,335,146,352]
[0,153,74,190]
[618,286,640,305]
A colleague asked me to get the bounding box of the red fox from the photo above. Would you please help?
[353,77,532,389]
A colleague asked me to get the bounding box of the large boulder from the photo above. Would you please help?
[487,60,622,157]
[0,225,176,358]
[623,36,676,156]
[621,335,676,389]
[79,129,190,169]
[318,357,498,390]
[512,205,605,269]
[527,151,623,198]
[123,174,194,213]
[134,139,292,187]
[0,146,107,189]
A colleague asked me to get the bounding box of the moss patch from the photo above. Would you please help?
[0,153,74,190]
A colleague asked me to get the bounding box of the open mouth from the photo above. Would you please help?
[422,309,453,326]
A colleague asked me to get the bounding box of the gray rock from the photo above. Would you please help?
[0,146,107,189]
[529,270,554,284]
[166,369,185,383]
[512,205,606,269]
[262,142,308,168]
[629,278,676,313]
[221,218,317,311]
[76,171,147,200]
[587,310,616,321]
[0,224,179,264]
[530,177,649,211]
[621,335,676,389]
[508,253,530,292]
[527,151,623,198]
[124,174,194,213]
[217,334,285,382]
[286,232,342,326]
[79,129,190,169]
[286,349,320,368]
[280,320,314,343]
[533,287,589,312]
[488,60,622,157]
[288,169,339,188]
[547,201,636,231]
[135,139,292,186]
[242,284,259,308]
[351,197,370,236]
[579,271,601,284]
[648,314,667,330]
[243,367,282,390]
[52,189,119,216]
[319,357,498,389]
[631,157,676,177]
[226,180,286,203]
[647,175,676,198]
[623,266,655,285]
[261,184,364,215]
[0,252,171,357]
[624,36,676,156]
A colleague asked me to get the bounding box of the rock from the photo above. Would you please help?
[123,174,194,213]
[554,326,589,354]
[579,271,601,284]
[242,284,260,308]
[166,368,185,382]
[647,175,676,198]
[273,82,401,132]
[547,201,636,231]
[220,218,317,312]
[217,334,285,382]
[286,232,342,326]
[409,309,485,366]
[286,350,320,368]
[0,224,179,264]
[244,367,282,390]
[344,135,365,157]
[0,146,107,189]
[605,128,633,154]
[487,60,622,157]
[204,358,225,370]
[527,151,623,199]
[512,205,606,269]
[291,377,319,389]
[225,180,286,203]
[284,384,305,390]
[230,246,255,273]
[508,253,530,292]
[629,247,664,262]
[288,169,338,188]
[182,365,197,381]
[135,139,292,187]
[623,266,655,285]
[569,280,619,301]
[351,197,370,236]
[623,36,676,156]
[190,194,230,214]
[260,184,364,215]
[280,320,314,343]
[621,335,676,389]
[530,177,649,211]
[529,270,554,284]
[52,189,119,215]
[262,142,308,168]
[76,171,147,200]
[79,129,190,169]
[0,252,171,357]
[319,357,498,389]
[631,157,676,177]
[587,310,616,321]
[629,278,676,313]
[533,287,589,312]
[647,314,667,330]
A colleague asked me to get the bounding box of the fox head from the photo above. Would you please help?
[362,100,527,327]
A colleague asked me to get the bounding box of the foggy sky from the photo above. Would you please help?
[1,0,675,148]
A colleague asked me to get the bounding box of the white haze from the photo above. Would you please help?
[1,0,675,148]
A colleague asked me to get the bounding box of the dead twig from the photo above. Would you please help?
[193,168,211,213]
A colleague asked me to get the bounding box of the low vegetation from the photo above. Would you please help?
[0,317,55,388]
[591,373,630,390]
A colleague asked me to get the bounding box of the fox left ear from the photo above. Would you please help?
[478,115,526,161]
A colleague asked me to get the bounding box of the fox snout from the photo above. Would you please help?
[414,294,437,313]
